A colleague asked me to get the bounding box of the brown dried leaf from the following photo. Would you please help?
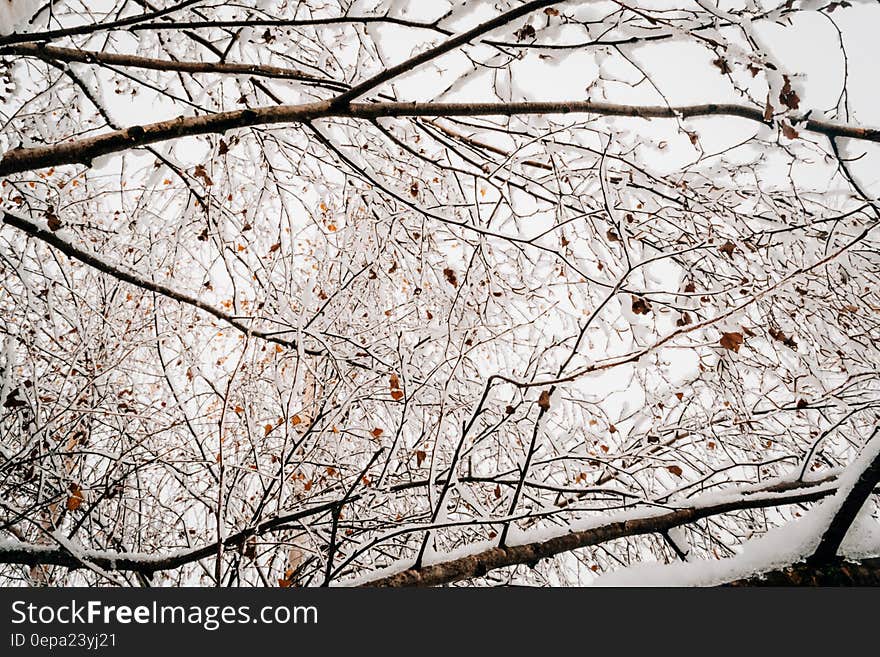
[781,121,799,140]
[193,164,213,186]
[443,267,458,288]
[537,390,551,411]
[44,208,62,231]
[719,331,744,353]
[712,57,732,74]
[719,241,737,258]
[779,75,800,110]
[66,484,84,511]
[631,295,652,315]
[514,24,536,41]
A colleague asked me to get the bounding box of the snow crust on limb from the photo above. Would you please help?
[595,435,880,587]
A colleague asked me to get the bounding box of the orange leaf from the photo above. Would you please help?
[537,390,551,411]
[370,428,383,438]
[264,423,274,436]
[291,414,302,426]
[391,390,404,401]
[66,485,84,511]
[719,332,744,353]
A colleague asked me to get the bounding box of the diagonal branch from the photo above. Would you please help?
[1,211,322,356]
[807,426,880,566]
[329,0,564,105]
[358,475,838,587]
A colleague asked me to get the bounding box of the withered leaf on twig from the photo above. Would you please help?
[719,331,744,353]
[538,390,551,411]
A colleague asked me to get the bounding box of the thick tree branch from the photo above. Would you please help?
[2,100,879,178]
[808,426,880,565]
[725,557,880,586]
[0,495,348,574]
[359,476,837,587]
[0,475,837,576]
